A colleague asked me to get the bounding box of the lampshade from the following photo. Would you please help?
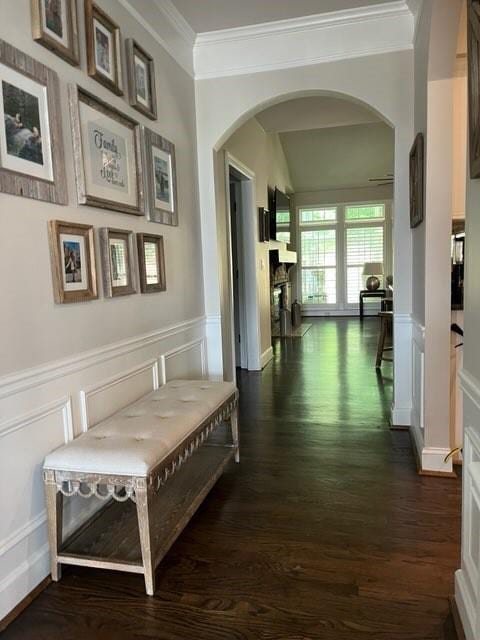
[362,262,384,276]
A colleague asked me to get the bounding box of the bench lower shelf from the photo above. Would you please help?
[58,444,235,576]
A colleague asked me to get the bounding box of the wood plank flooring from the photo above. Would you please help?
[3,318,461,640]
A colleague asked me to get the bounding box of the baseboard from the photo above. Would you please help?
[260,346,274,369]
[455,570,475,640]
[0,576,50,632]
[391,404,412,427]
[450,595,467,640]
[409,425,456,477]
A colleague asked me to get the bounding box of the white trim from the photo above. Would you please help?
[0,316,205,400]
[194,2,414,79]
[160,338,207,384]
[79,360,159,432]
[0,397,73,443]
[225,153,262,374]
[195,2,411,45]
[0,511,47,558]
[391,405,413,426]
[460,368,480,412]
[455,570,475,640]
[119,0,195,77]
[260,346,274,369]
[421,446,453,474]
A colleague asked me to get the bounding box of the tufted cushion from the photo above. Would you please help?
[44,380,237,477]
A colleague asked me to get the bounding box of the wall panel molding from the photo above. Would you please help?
[0,316,205,400]
[0,397,73,443]
[160,338,206,384]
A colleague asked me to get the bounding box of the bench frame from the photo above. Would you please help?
[43,390,239,595]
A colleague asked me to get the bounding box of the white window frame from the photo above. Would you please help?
[296,200,392,315]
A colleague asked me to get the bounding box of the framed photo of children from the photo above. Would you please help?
[85,0,123,95]
[69,85,145,215]
[100,227,138,297]
[31,0,80,66]
[144,127,178,226]
[137,233,166,293]
[48,220,98,304]
[126,39,157,120]
[0,40,67,204]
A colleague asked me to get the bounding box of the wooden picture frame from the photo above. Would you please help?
[85,0,123,95]
[69,85,145,215]
[468,0,480,178]
[144,127,178,226]
[0,40,67,204]
[409,132,424,229]
[137,233,166,293]
[100,227,138,297]
[48,220,98,304]
[31,0,80,66]
[126,39,157,120]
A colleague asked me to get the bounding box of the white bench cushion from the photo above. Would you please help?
[44,380,236,477]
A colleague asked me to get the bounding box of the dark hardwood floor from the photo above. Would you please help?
[3,318,461,640]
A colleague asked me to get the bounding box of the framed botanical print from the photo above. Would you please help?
[85,0,123,95]
[31,0,80,66]
[409,132,424,229]
[69,85,144,215]
[48,220,98,304]
[144,127,178,226]
[100,227,137,297]
[0,40,66,204]
[137,233,166,293]
[126,39,157,120]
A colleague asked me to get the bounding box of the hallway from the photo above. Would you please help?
[4,319,461,640]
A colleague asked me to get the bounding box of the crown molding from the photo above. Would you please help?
[195,1,411,46]
[153,0,196,46]
[194,2,414,80]
[119,0,195,77]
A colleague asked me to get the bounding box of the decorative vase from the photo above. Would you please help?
[366,276,380,291]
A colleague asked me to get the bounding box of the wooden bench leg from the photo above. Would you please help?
[136,481,156,596]
[231,406,240,463]
[44,471,63,582]
[376,316,387,368]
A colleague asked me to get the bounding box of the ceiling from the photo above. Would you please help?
[170,0,400,34]
[256,97,381,133]
[278,122,394,193]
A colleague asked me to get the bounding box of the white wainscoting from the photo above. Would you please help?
[456,367,480,639]
[0,315,207,623]
[391,313,413,426]
[411,316,425,448]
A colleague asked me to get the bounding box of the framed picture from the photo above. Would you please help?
[85,0,123,95]
[100,227,137,297]
[137,233,166,293]
[126,39,157,120]
[409,132,424,229]
[0,40,66,204]
[48,220,98,304]
[468,0,480,178]
[69,85,144,215]
[144,127,178,226]
[31,0,80,66]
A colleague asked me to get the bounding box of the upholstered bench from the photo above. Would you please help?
[43,379,239,595]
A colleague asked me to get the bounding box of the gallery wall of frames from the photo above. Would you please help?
[1,0,180,308]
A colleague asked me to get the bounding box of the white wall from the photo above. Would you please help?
[195,49,415,424]
[410,0,463,473]
[0,0,205,621]
[219,118,293,369]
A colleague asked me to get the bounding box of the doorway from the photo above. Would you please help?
[225,154,261,377]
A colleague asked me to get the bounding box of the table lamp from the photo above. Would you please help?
[362,262,384,291]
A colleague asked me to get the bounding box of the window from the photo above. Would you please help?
[276,210,291,245]
[300,228,336,305]
[298,203,388,309]
[346,226,384,303]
